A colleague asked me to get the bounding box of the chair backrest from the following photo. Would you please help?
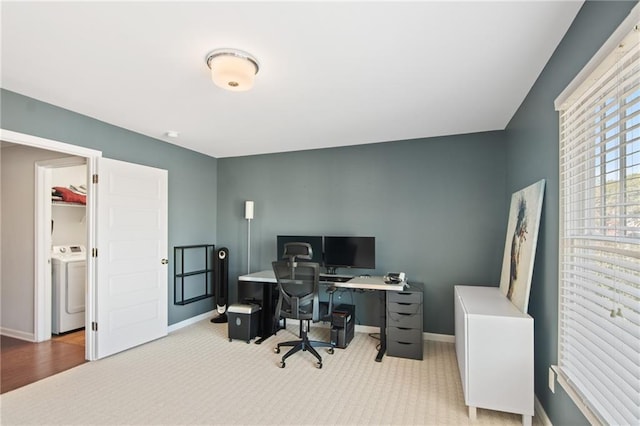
[272,258,320,322]
[282,242,313,262]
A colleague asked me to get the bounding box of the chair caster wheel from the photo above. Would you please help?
[327,348,334,355]
[228,338,232,342]
[279,361,285,368]
[274,347,280,354]
[317,362,322,369]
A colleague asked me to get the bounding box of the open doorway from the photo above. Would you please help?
[0,129,100,364]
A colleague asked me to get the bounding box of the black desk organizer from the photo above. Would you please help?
[174,244,215,305]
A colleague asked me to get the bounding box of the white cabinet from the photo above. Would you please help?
[454,285,534,426]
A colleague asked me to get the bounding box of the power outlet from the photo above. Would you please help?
[548,367,556,393]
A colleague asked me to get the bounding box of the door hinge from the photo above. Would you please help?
[92,174,98,184]
[92,248,98,257]
[91,322,98,331]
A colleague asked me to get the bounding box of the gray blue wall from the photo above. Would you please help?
[217,133,507,332]
[505,1,638,424]
[1,89,218,325]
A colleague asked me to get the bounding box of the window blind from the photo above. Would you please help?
[557,15,640,426]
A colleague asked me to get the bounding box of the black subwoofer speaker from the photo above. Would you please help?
[211,247,229,324]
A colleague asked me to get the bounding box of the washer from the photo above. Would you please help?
[51,245,86,334]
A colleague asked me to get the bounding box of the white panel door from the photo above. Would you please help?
[96,158,168,359]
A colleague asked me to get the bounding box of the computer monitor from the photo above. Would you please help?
[323,236,375,271]
[276,235,323,264]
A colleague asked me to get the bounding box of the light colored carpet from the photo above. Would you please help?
[0,319,532,425]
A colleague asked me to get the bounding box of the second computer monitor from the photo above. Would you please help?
[324,236,375,270]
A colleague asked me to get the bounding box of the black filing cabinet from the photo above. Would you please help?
[386,285,423,360]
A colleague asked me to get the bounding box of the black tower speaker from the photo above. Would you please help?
[211,247,229,324]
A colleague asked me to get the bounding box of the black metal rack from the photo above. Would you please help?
[174,244,215,305]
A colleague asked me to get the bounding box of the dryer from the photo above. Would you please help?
[51,245,86,334]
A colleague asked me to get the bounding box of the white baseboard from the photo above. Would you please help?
[354,324,379,334]
[535,396,552,426]
[1,327,35,342]
[168,310,216,333]
[423,332,455,343]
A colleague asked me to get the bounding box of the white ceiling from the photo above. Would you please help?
[1,1,583,158]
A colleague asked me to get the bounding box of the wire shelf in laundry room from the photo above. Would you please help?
[52,201,85,207]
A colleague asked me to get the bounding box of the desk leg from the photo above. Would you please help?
[375,290,387,362]
[255,281,275,345]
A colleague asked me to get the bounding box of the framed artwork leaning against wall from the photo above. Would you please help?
[499,179,545,313]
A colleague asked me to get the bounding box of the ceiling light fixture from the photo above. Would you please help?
[205,48,259,92]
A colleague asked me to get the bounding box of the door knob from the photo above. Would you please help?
[161,258,168,265]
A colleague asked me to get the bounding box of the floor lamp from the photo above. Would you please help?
[245,201,254,274]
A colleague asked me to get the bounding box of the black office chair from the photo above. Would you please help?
[272,242,334,368]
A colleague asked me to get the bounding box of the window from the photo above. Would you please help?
[555,10,639,426]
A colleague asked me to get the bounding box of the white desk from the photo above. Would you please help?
[239,270,404,289]
[238,270,406,361]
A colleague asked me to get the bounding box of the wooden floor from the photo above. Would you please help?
[1,330,86,394]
